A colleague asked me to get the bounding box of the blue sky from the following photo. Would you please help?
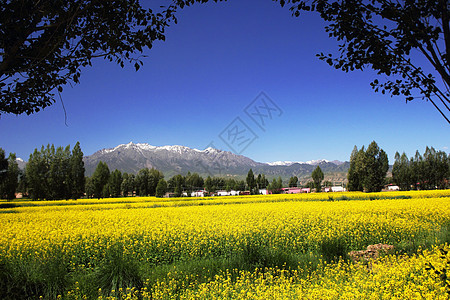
[1,0,449,163]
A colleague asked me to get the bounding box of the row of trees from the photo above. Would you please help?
[85,165,274,198]
[24,143,85,200]
[347,141,389,192]
[4,141,450,200]
[287,166,327,192]
[392,147,449,190]
[85,165,331,197]
[85,163,165,199]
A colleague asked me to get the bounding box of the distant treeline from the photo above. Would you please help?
[1,141,450,200]
[85,163,273,198]
[392,147,449,190]
[0,143,85,200]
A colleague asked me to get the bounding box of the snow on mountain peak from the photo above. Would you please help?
[267,159,333,166]
[267,161,296,166]
[101,142,206,155]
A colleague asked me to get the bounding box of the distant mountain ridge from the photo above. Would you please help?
[83,142,349,179]
[267,159,345,166]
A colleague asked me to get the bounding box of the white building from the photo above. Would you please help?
[331,186,346,192]
[217,190,240,196]
[258,189,268,195]
[388,185,400,191]
[191,190,207,197]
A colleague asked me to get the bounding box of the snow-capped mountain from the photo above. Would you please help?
[83,142,349,177]
[84,142,264,176]
[268,159,329,166]
[15,157,27,170]
[267,159,344,166]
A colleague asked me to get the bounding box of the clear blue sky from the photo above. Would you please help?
[1,0,449,163]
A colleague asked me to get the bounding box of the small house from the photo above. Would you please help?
[191,190,207,197]
[282,187,302,194]
[331,186,346,192]
[387,185,400,191]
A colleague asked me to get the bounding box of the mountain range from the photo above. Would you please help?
[83,142,350,181]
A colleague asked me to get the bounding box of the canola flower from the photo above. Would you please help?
[66,245,450,299]
[1,190,449,298]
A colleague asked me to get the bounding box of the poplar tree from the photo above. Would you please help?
[347,141,389,192]
[156,178,167,198]
[109,169,123,198]
[246,169,256,192]
[91,161,110,199]
[70,142,85,199]
[311,166,324,192]
[393,152,413,191]
[289,176,299,188]
[0,148,7,184]
[1,153,19,200]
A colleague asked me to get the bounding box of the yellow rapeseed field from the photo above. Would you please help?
[1,190,449,299]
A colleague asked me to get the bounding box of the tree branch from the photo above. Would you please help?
[439,0,450,67]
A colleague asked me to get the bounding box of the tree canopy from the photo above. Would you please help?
[311,165,324,192]
[393,146,449,190]
[0,0,179,115]
[347,141,389,192]
[284,0,450,124]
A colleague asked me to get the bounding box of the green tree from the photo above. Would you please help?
[168,174,185,197]
[0,0,180,115]
[277,177,283,189]
[148,168,164,196]
[26,146,49,200]
[1,153,19,200]
[155,178,167,198]
[347,142,388,192]
[347,146,364,191]
[185,172,204,192]
[323,180,333,187]
[392,152,413,191]
[0,148,7,184]
[91,161,110,199]
[268,177,283,194]
[311,165,324,192]
[423,146,449,189]
[48,145,71,200]
[288,176,298,187]
[225,179,234,192]
[121,173,135,197]
[135,168,150,196]
[70,142,85,199]
[267,178,278,194]
[109,169,123,198]
[246,169,256,193]
[410,150,424,190]
[204,176,214,194]
[17,170,27,196]
[235,180,246,192]
[407,147,449,190]
[25,143,84,200]
[362,141,389,192]
[304,181,315,189]
[85,177,95,199]
[286,0,450,124]
[256,174,269,189]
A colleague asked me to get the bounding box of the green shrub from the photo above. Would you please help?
[94,243,142,296]
[319,237,348,263]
